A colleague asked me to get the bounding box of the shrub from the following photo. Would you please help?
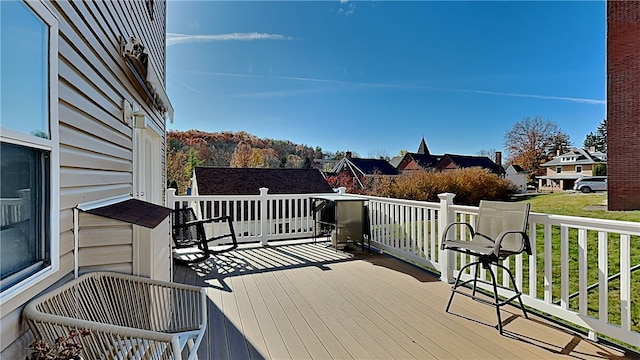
[368,168,516,205]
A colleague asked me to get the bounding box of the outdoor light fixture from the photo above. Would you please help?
[122,99,146,126]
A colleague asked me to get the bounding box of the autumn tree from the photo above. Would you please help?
[504,116,571,181]
[284,154,303,168]
[583,119,607,152]
[185,148,203,180]
[230,142,253,167]
[166,149,189,194]
[368,168,515,205]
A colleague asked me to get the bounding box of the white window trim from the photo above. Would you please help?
[0,0,59,306]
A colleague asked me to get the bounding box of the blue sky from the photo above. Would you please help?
[166,1,606,159]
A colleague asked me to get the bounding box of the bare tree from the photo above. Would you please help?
[504,116,571,179]
[367,148,390,160]
[477,149,497,160]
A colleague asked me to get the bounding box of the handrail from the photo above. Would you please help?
[556,263,640,306]
[166,188,640,349]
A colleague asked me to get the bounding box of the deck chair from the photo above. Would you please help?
[171,207,238,264]
[441,200,531,334]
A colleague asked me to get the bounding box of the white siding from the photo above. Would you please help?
[1,0,170,356]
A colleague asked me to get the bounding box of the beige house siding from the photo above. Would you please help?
[545,164,595,177]
[1,0,170,357]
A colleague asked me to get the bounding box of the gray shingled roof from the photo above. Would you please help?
[194,167,334,195]
[332,157,398,176]
[542,148,604,167]
[437,154,502,174]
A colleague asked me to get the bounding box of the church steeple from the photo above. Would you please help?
[417,137,430,155]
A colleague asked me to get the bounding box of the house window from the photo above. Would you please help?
[556,166,562,174]
[1,0,58,298]
[576,165,582,173]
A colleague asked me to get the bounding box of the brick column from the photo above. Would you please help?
[607,1,640,210]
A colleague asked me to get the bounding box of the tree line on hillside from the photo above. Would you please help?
[167,117,607,195]
[167,130,324,193]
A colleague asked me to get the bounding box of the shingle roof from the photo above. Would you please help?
[438,154,502,174]
[348,158,399,175]
[408,153,441,168]
[542,148,604,167]
[194,167,334,195]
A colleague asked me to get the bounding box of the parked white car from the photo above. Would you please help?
[573,176,607,193]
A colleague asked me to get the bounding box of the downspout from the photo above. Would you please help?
[73,207,79,278]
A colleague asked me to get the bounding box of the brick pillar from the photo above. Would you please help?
[607,1,640,210]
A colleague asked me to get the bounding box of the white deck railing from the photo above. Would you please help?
[166,188,639,348]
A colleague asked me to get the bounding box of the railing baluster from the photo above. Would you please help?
[560,225,569,310]
[598,231,608,323]
[578,228,588,316]
[529,222,537,298]
[620,234,631,332]
[544,224,553,304]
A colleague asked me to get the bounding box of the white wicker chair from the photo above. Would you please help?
[23,272,206,360]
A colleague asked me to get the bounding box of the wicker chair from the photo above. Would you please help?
[441,200,531,334]
[23,272,206,360]
[171,207,238,264]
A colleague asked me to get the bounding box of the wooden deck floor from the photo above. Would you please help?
[174,241,639,360]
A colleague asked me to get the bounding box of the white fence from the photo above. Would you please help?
[166,189,640,348]
[167,188,321,245]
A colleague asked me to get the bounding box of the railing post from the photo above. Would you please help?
[259,187,269,246]
[438,192,456,284]
[166,188,177,209]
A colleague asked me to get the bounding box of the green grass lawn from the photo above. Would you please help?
[512,192,640,340]
[516,192,640,221]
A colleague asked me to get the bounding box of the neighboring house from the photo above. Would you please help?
[397,153,442,172]
[192,167,334,195]
[0,1,173,358]
[330,152,399,189]
[505,165,528,193]
[537,148,607,191]
[435,154,503,175]
[396,137,441,172]
[395,138,502,175]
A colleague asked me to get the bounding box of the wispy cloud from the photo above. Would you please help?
[185,71,605,104]
[447,88,606,105]
[338,3,356,16]
[338,0,356,16]
[166,32,293,46]
[174,79,199,94]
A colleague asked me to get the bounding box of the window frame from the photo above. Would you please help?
[576,165,582,173]
[556,166,562,174]
[0,0,59,305]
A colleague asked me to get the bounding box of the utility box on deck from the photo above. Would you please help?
[312,194,367,250]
